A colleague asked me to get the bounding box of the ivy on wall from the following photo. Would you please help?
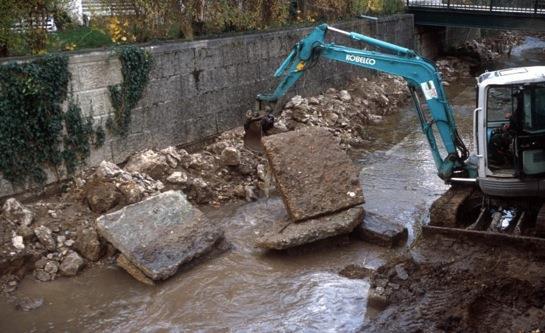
[107,45,153,136]
[0,54,102,186]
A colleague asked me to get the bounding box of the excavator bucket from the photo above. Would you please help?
[243,117,265,153]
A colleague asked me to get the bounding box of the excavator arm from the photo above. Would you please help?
[247,24,476,181]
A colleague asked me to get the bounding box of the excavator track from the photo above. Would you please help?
[424,185,545,250]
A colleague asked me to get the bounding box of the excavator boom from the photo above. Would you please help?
[245,24,475,181]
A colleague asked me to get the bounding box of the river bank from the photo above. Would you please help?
[1,30,543,332]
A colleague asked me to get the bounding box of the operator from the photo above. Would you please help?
[488,112,516,167]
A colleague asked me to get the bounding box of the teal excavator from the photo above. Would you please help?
[244,24,545,245]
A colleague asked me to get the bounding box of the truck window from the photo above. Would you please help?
[487,87,513,122]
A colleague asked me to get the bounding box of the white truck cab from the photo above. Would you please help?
[475,66,545,197]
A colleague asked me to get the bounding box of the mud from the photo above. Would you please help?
[362,234,545,332]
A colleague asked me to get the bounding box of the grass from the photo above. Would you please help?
[47,26,114,52]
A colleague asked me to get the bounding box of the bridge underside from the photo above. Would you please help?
[409,8,545,32]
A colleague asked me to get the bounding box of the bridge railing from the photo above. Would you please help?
[406,0,545,14]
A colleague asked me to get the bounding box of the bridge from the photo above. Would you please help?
[406,0,545,31]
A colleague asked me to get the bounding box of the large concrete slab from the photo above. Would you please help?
[96,191,223,280]
[262,127,364,222]
[256,206,364,250]
[354,213,408,248]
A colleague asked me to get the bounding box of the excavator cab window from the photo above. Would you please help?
[517,84,545,175]
[486,86,516,172]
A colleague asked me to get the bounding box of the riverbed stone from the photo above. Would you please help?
[96,191,223,281]
[354,213,408,248]
[59,251,84,276]
[76,227,104,261]
[255,206,364,250]
[262,127,364,222]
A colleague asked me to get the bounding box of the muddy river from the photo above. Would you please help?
[1,37,544,333]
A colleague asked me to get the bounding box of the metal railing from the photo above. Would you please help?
[406,0,545,14]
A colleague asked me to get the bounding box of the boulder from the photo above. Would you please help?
[354,213,408,248]
[220,147,241,167]
[59,251,84,276]
[125,150,170,179]
[76,227,104,261]
[256,206,364,250]
[118,181,143,204]
[95,161,123,180]
[167,171,189,185]
[11,235,24,250]
[2,198,34,226]
[262,127,364,222]
[34,226,56,251]
[85,181,121,214]
[96,191,223,281]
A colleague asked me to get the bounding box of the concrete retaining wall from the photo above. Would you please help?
[0,14,414,198]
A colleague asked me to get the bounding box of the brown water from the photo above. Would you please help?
[1,37,543,333]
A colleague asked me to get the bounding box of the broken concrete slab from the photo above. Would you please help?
[96,190,223,281]
[354,213,408,248]
[262,127,364,222]
[255,206,364,250]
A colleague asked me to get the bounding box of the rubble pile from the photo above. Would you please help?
[436,31,525,82]
[277,75,409,150]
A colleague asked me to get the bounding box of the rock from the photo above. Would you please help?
[96,191,223,280]
[291,108,309,123]
[2,198,34,226]
[76,227,104,262]
[34,226,56,251]
[256,206,364,250]
[189,177,213,204]
[116,254,155,286]
[220,147,241,167]
[167,171,189,185]
[339,264,374,279]
[339,90,352,102]
[245,185,258,202]
[14,297,44,312]
[354,213,408,248]
[33,269,52,282]
[368,289,389,310]
[394,264,409,281]
[125,150,170,179]
[118,181,143,204]
[34,257,48,269]
[56,235,66,244]
[85,181,121,214]
[309,97,320,105]
[59,251,84,276]
[160,146,182,168]
[48,210,58,218]
[12,235,24,250]
[95,161,123,179]
[44,261,59,275]
[262,127,364,222]
[16,225,34,240]
[65,239,75,247]
[256,164,267,182]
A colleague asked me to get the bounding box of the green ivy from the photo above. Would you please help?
[107,45,153,136]
[62,102,94,175]
[0,54,99,186]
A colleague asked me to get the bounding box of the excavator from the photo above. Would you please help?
[244,24,545,246]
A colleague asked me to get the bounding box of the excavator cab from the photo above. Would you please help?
[476,67,545,197]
